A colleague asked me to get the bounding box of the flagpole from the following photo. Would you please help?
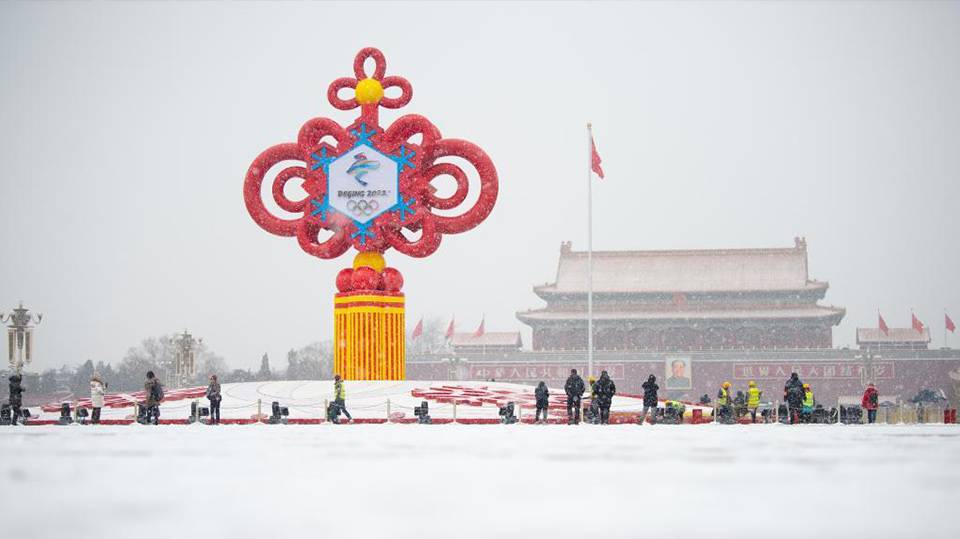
[586,123,594,379]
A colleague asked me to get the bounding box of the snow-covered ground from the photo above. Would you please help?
[1,423,957,539]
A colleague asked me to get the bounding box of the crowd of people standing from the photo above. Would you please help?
[7,368,885,426]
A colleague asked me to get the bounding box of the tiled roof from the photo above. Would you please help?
[856,328,931,344]
[451,332,523,348]
[538,239,823,294]
[517,305,845,322]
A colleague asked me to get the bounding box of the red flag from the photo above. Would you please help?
[947,313,956,333]
[590,129,604,179]
[878,313,889,335]
[445,317,455,339]
[912,313,924,333]
[473,317,485,338]
[411,317,423,340]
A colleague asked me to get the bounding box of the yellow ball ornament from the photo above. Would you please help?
[355,78,384,105]
[353,251,385,272]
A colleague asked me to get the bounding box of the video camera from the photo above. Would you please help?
[413,401,431,424]
[499,402,518,424]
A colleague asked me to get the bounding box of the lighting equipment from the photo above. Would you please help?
[188,401,211,424]
[413,400,431,424]
[269,401,289,424]
[498,402,518,424]
[840,405,863,425]
[58,403,73,425]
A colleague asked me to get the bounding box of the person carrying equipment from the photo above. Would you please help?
[717,381,733,423]
[564,369,585,424]
[784,373,805,424]
[638,375,659,425]
[331,374,352,423]
[801,383,815,423]
[593,371,616,425]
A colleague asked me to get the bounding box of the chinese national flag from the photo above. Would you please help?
[590,132,604,179]
[473,317,486,338]
[411,318,423,340]
[912,313,925,333]
[445,317,455,339]
[878,314,889,335]
[947,313,956,333]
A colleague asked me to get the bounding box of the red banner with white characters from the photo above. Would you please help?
[468,363,626,382]
[732,362,895,380]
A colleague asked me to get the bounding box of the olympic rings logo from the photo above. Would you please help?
[346,199,380,216]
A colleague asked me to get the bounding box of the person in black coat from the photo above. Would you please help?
[784,372,804,424]
[8,374,24,426]
[638,375,659,425]
[564,369,585,424]
[534,381,549,423]
[593,370,616,425]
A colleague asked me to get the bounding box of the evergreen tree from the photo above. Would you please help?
[257,353,272,381]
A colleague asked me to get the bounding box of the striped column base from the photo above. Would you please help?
[333,291,405,380]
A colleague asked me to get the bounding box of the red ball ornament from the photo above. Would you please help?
[381,267,404,292]
[351,266,381,291]
[335,268,354,292]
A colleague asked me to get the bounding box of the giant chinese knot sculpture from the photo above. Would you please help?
[244,47,498,380]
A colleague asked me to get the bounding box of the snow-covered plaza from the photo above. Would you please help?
[2,423,957,539]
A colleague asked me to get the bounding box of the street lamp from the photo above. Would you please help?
[1,301,42,374]
[170,330,202,388]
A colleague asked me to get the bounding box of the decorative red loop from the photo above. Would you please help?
[327,77,358,111]
[245,48,498,261]
[353,47,387,80]
[380,76,413,109]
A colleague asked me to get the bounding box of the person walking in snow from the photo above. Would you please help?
[144,371,162,425]
[564,369,585,424]
[593,370,616,425]
[8,374,24,426]
[746,380,762,423]
[332,374,351,423]
[206,374,222,425]
[534,381,549,423]
[90,373,106,425]
[638,375,659,425]
[861,382,879,424]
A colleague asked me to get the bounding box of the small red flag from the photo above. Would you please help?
[878,314,889,335]
[411,317,423,339]
[947,313,956,333]
[473,317,485,338]
[445,317,455,339]
[590,131,604,179]
[912,313,924,333]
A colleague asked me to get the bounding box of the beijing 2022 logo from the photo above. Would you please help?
[327,144,398,224]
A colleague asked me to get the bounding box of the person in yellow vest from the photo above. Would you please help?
[801,383,815,423]
[331,374,352,423]
[747,381,763,423]
[716,381,733,423]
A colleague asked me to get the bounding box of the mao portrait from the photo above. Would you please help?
[665,357,692,390]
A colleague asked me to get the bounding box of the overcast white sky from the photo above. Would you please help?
[2,1,958,372]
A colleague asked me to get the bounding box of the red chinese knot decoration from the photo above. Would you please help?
[243,47,499,262]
